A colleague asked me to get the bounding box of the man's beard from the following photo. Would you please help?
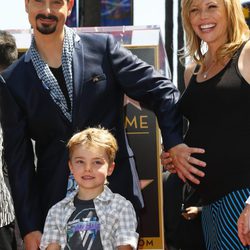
[35,14,58,35]
[37,23,57,35]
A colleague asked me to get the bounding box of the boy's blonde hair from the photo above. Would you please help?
[67,127,118,163]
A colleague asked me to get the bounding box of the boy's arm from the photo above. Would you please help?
[40,205,64,250]
[46,243,61,250]
[115,200,139,250]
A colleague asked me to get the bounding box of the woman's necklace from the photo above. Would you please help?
[203,60,216,79]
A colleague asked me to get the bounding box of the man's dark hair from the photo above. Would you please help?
[0,30,18,69]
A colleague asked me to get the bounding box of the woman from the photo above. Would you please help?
[163,0,250,248]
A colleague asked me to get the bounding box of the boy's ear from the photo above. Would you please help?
[68,160,73,172]
[107,162,115,176]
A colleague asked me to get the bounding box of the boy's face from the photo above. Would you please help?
[25,0,74,36]
[69,145,114,199]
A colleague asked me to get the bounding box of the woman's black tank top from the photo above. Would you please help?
[179,42,250,204]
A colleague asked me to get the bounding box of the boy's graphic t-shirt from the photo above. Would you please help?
[65,198,103,250]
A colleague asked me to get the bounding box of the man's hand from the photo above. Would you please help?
[117,245,133,250]
[160,151,176,173]
[238,204,250,246]
[24,231,42,250]
[162,143,206,184]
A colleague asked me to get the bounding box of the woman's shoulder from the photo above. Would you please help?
[238,40,250,83]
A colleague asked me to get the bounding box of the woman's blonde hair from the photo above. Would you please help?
[67,127,118,163]
[180,0,250,66]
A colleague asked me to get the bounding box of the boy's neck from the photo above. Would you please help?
[77,186,105,200]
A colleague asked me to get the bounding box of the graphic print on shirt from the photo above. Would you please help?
[65,199,103,250]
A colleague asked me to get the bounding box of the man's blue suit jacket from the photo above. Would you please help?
[0,32,183,237]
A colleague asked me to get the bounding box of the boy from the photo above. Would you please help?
[40,127,138,250]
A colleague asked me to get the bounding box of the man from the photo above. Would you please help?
[0,30,18,250]
[0,0,205,249]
